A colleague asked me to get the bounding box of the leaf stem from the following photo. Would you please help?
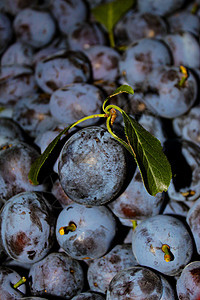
[72,113,107,126]
[104,104,124,114]
[105,109,128,146]
[108,30,115,48]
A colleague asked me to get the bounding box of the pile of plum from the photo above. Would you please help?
[0,0,200,299]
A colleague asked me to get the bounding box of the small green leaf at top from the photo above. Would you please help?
[121,111,172,196]
[103,84,134,112]
[92,0,135,47]
[109,84,134,98]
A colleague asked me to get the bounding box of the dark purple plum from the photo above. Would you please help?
[84,45,120,83]
[12,92,56,139]
[132,214,193,276]
[0,66,38,105]
[143,66,198,118]
[67,21,107,52]
[108,167,164,221]
[13,8,56,49]
[119,38,172,90]
[50,0,88,35]
[1,42,34,67]
[28,252,84,299]
[4,0,38,15]
[0,141,47,203]
[87,244,137,294]
[137,0,185,16]
[176,261,200,299]
[0,117,27,147]
[167,10,200,37]
[0,191,55,263]
[49,83,104,126]
[163,32,200,69]
[56,203,117,260]
[106,265,175,299]
[172,106,200,147]
[114,10,168,47]
[35,50,92,94]
[32,36,69,66]
[58,126,129,205]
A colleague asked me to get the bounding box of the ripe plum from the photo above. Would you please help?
[35,50,92,94]
[58,126,129,205]
[132,214,193,276]
[28,252,84,298]
[0,191,55,263]
[50,83,104,126]
[56,203,117,260]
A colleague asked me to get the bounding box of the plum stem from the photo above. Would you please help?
[13,277,26,289]
[109,30,115,48]
[59,222,77,235]
[178,65,189,87]
[131,220,137,230]
[161,244,174,262]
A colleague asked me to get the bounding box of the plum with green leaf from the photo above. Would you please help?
[28,85,172,199]
[58,125,129,205]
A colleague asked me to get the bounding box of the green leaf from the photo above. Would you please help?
[121,111,172,196]
[92,0,135,32]
[92,0,135,47]
[109,84,134,98]
[28,124,74,185]
[103,84,134,112]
